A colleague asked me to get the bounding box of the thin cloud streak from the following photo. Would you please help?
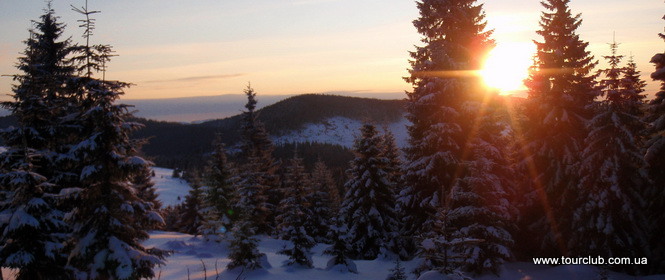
[141,73,246,84]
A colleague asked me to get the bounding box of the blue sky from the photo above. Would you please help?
[0,0,663,99]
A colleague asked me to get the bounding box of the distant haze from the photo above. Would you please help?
[124,92,404,122]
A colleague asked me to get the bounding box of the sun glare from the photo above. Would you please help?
[481,42,535,95]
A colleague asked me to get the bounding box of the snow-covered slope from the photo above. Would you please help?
[152,167,191,207]
[272,116,409,148]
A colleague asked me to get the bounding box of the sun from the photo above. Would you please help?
[481,42,535,95]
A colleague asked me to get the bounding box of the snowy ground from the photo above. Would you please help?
[152,167,192,207]
[146,232,420,280]
[146,231,665,280]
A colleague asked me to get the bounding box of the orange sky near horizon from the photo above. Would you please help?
[0,0,663,100]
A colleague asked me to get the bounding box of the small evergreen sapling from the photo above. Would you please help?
[227,216,268,271]
[323,218,357,273]
[386,259,407,280]
[178,178,205,236]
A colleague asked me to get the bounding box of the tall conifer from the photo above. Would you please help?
[0,5,74,278]
[200,134,236,240]
[521,0,597,256]
[645,17,665,274]
[573,42,648,270]
[64,3,165,278]
[400,0,494,252]
[235,85,278,234]
[276,153,316,267]
[341,124,399,260]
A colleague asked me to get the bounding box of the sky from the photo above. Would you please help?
[0,0,663,101]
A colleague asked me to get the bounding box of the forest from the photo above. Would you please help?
[0,0,664,279]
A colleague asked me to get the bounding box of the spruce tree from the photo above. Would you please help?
[573,41,648,270]
[64,3,165,278]
[178,178,205,235]
[381,129,409,259]
[381,130,403,187]
[235,84,278,234]
[276,153,316,267]
[386,259,407,280]
[645,19,665,274]
[0,5,74,279]
[200,134,236,240]
[448,102,515,275]
[0,149,68,279]
[133,166,161,211]
[2,3,76,154]
[227,215,267,270]
[311,159,340,212]
[401,0,494,252]
[133,165,162,230]
[414,208,473,278]
[521,0,598,256]
[341,124,399,260]
[307,159,336,243]
[323,218,357,273]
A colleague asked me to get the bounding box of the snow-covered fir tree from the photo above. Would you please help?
[235,84,279,234]
[133,165,161,211]
[645,21,665,274]
[323,218,357,273]
[0,150,68,279]
[386,259,407,280]
[447,101,515,275]
[381,130,403,188]
[64,4,166,278]
[341,124,399,260]
[311,158,340,212]
[573,41,648,271]
[400,0,494,255]
[414,207,473,278]
[0,5,74,279]
[381,129,409,259]
[2,3,76,156]
[133,165,162,230]
[521,0,598,256]
[227,215,267,270]
[199,134,236,241]
[178,177,205,236]
[307,159,337,243]
[276,152,316,267]
[623,56,648,114]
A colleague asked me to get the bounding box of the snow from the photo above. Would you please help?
[152,167,192,206]
[144,232,420,280]
[142,231,665,280]
[272,116,409,148]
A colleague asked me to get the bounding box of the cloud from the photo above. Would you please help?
[141,73,246,84]
[291,0,340,5]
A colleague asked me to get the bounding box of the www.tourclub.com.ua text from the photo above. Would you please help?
[533,256,648,265]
